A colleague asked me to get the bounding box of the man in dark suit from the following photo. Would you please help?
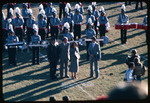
[88,36,101,79]
[47,37,59,79]
[59,37,70,78]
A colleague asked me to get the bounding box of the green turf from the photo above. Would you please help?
[2,2,148,101]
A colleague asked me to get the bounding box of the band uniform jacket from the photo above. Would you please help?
[88,42,101,61]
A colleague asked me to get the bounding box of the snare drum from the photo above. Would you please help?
[115,24,122,29]
[122,24,130,30]
[143,25,147,30]
[137,23,143,29]
[130,23,137,29]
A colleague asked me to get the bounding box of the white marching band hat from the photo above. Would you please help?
[75,4,80,11]
[88,18,93,25]
[15,7,21,15]
[39,9,45,15]
[27,8,32,15]
[9,8,13,15]
[121,4,126,12]
[39,4,43,10]
[33,24,38,32]
[52,8,57,14]
[64,22,70,30]
[65,6,69,13]
[100,6,105,13]
[87,5,92,12]
[92,2,96,6]
[66,3,71,9]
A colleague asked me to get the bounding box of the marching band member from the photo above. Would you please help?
[31,24,41,65]
[45,2,54,36]
[59,2,66,21]
[73,6,83,40]
[26,9,36,44]
[88,36,101,79]
[38,13,47,40]
[6,29,19,66]
[59,37,70,78]
[77,2,84,14]
[69,41,80,79]
[98,6,108,38]
[66,3,74,20]
[22,3,29,32]
[12,7,24,41]
[47,37,60,80]
[50,8,60,39]
[62,10,72,33]
[63,22,74,41]
[86,5,95,29]
[86,18,96,60]
[7,3,15,17]
[117,4,129,44]
[92,2,99,37]
[143,15,147,44]
[37,9,47,21]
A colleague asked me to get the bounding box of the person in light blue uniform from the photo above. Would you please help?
[45,2,54,36]
[86,18,96,60]
[26,12,36,44]
[31,25,41,65]
[38,14,47,40]
[92,2,99,37]
[98,7,108,38]
[12,8,24,41]
[86,5,95,29]
[50,8,60,39]
[63,22,74,41]
[62,12,72,33]
[22,3,29,31]
[117,5,129,44]
[6,29,19,66]
[73,8,83,40]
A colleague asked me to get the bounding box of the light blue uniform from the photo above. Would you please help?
[98,16,108,25]
[45,7,53,18]
[62,16,72,25]
[31,34,41,44]
[38,19,47,29]
[50,17,60,26]
[22,8,29,18]
[12,17,24,27]
[86,28,96,39]
[73,13,83,24]
[63,32,74,41]
[86,14,95,24]
[26,18,36,28]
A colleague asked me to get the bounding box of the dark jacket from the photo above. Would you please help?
[47,43,59,62]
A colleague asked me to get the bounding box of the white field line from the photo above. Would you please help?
[39,52,96,100]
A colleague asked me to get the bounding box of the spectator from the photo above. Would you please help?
[107,82,148,100]
[126,49,140,66]
[69,42,80,79]
[124,62,135,82]
[133,57,144,82]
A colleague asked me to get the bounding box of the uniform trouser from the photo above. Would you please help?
[136,76,141,82]
[32,47,40,64]
[70,23,72,32]
[99,25,106,38]
[50,61,57,78]
[121,29,127,44]
[27,28,33,44]
[51,27,59,39]
[2,29,8,50]
[15,28,24,41]
[90,57,99,78]
[46,17,52,36]
[135,1,143,9]
[59,3,66,20]
[39,29,46,41]
[23,18,28,32]
[86,41,91,60]
[8,47,16,65]
[60,59,69,77]
[74,25,81,40]
[94,20,98,37]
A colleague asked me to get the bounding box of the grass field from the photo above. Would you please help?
[2,2,148,101]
